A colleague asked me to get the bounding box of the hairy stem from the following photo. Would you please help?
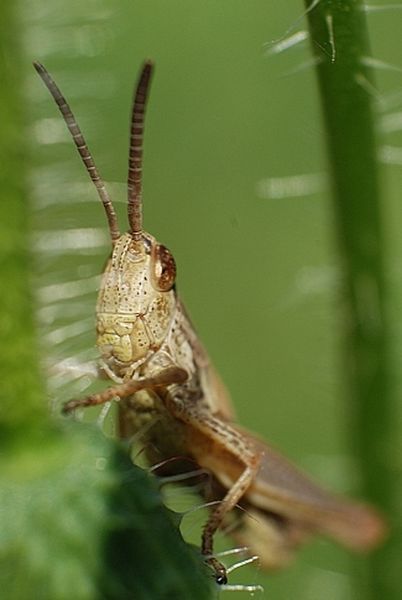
[304,1,398,599]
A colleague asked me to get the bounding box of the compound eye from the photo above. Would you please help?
[151,244,176,291]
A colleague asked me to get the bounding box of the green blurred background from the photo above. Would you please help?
[2,0,402,598]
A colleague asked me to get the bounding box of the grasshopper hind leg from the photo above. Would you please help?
[202,465,260,584]
[164,394,262,584]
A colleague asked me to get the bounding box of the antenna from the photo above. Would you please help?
[33,61,120,243]
[127,60,154,239]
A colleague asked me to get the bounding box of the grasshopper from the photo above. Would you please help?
[34,60,386,585]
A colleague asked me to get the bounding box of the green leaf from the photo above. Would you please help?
[0,424,214,600]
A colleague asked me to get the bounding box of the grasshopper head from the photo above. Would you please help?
[96,230,177,369]
[34,60,177,374]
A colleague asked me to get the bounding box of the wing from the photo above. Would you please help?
[237,427,386,552]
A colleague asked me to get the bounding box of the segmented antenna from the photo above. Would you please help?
[127,60,154,239]
[33,61,120,243]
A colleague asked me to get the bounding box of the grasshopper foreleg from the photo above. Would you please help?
[62,366,188,414]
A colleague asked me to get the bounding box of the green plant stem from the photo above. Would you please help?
[0,0,45,441]
[304,1,397,599]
